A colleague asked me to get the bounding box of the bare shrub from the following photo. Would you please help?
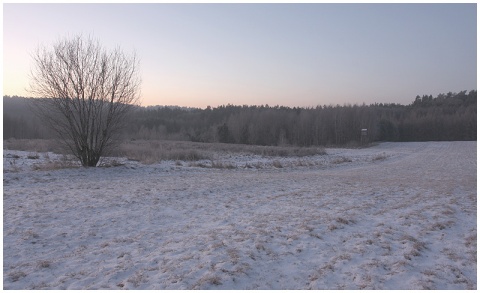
[29,35,141,167]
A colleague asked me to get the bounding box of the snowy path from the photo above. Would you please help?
[3,141,476,289]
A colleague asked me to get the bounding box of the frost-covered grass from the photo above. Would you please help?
[3,141,477,289]
[114,140,327,164]
[3,139,327,165]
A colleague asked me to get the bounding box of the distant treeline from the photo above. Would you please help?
[3,90,476,146]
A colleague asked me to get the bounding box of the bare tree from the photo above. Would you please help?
[29,35,141,167]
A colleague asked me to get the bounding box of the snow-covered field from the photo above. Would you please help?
[3,141,477,289]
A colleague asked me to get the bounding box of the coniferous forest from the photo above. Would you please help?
[3,90,476,146]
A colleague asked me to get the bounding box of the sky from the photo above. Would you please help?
[2,3,477,108]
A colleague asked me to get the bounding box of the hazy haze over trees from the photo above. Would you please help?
[4,90,476,147]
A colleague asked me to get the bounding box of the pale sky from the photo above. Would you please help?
[3,3,477,108]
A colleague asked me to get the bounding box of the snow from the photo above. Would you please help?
[3,141,477,289]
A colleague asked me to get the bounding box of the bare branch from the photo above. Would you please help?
[29,34,141,167]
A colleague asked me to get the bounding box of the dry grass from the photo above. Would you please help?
[192,274,222,289]
[32,155,80,171]
[27,153,40,160]
[332,156,352,164]
[127,270,147,288]
[372,153,388,162]
[114,140,326,164]
[114,140,211,164]
[211,161,236,169]
[328,223,338,231]
[401,235,427,261]
[4,141,475,290]
[189,160,237,169]
[5,158,22,173]
[98,159,125,168]
[4,138,67,154]
[464,233,476,248]
[37,260,52,269]
[8,271,27,282]
[4,139,327,166]
[272,160,283,168]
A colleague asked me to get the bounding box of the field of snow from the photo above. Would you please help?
[3,141,477,289]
